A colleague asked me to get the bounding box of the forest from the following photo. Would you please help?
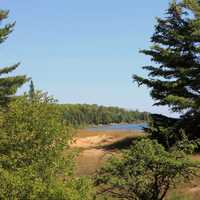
[58,103,149,126]
[1,0,200,199]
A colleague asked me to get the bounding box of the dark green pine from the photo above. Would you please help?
[0,10,28,106]
[133,0,200,146]
[28,80,35,101]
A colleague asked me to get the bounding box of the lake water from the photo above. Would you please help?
[86,123,147,132]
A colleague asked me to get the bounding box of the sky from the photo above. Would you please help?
[0,0,176,116]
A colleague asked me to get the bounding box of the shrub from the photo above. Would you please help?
[95,139,199,200]
[0,92,93,199]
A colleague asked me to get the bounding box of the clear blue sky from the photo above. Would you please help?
[0,0,175,116]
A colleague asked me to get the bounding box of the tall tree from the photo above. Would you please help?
[28,80,35,101]
[133,0,200,145]
[0,10,28,106]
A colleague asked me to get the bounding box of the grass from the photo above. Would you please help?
[71,130,145,176]
[75,129,144,139]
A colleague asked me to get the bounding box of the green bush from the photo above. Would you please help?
[0,92,93,199]
[95,139,199,200]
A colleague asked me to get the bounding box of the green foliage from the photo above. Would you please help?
[0,92,70,171]
[0,10,94,199]
[0,167,94,200]
[58,104,149,127]
[0,10,28,107]
[95,139,199,200]
[0,92,94,199]
[0,10,14,44]
[133,0,200,146]
[28,80,35,102]
[147,114,179,149]
[175,130,200,154]
[65,177,94,200]
[133,0,200,113]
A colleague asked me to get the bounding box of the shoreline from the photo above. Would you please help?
[85,122,147,132]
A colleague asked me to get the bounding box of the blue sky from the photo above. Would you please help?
[0,0,175,115]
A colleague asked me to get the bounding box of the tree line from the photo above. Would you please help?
[57,103,149,127]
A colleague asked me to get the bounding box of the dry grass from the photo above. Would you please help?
[75,129,144,139]
[167,177,200,200]
[70,130,144,176]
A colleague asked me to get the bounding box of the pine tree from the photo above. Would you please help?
[28,80,35,101]
[0,10,28,106]
[133,0,200,145]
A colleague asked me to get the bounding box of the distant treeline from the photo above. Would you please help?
[58,104,149,126]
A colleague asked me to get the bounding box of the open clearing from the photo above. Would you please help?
[70,130,144,176]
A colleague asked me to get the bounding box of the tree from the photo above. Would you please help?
[133,0,200,145]
[0,10,93,199]
[0,10,28,107]
[95,139,199,200]
[29,80,35,101]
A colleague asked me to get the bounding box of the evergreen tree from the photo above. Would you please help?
[133,0,200,145]
[29,80,35,101]
[0,10,27,106]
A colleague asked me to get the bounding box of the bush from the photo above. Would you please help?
[0,92,93,199]
[95,139,199,200]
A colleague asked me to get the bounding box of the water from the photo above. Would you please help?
[86,123,147,132]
